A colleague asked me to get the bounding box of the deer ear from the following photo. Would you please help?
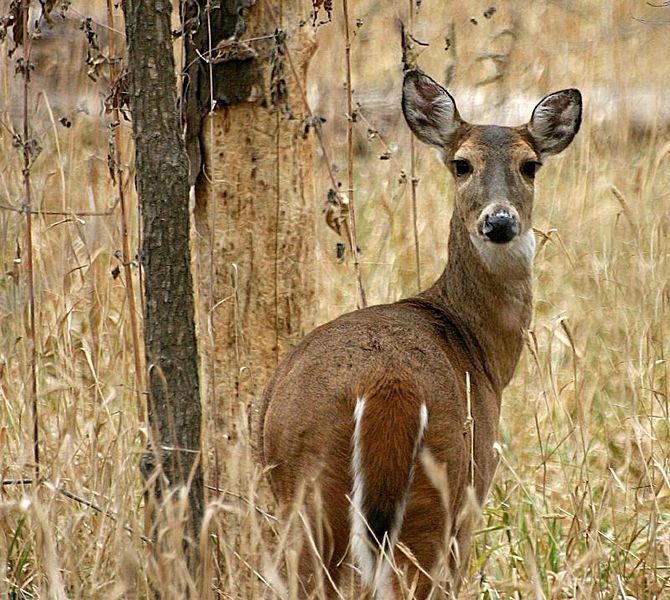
[527,89,582,158]
[402,70,463,149]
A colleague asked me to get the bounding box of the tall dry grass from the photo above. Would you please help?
[1,0,669,598]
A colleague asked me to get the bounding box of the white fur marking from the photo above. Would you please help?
[470,229,536,273]
[391,403,428,537]
[388,403,429,546]
[374,560,394,600]
[419,403,429,440]
[350,398,375,587]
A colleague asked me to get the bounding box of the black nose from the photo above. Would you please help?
[481,212,519,243]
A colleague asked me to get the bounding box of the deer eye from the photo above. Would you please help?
[451,159,472,177]
[521,160,541,179]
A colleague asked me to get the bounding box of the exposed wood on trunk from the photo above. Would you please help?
[185,1,317,487]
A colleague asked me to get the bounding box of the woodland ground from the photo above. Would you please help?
[1,1,669,598]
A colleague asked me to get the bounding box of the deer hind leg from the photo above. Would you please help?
[298,430,367,599]
[394,450,470,598]
[268,474,348,598]
[394,499,446,598]
[448,519,473,596]
[280,514,344,599]
[293,484,352,599]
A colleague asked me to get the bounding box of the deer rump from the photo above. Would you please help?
[260,300,499,594]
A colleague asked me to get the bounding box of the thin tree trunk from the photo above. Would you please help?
[122,0,204,566]
[184,1,317,488]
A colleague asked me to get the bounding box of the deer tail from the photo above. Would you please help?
[349,371,428,594]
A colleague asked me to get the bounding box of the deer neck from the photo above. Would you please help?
[419,211,534,393]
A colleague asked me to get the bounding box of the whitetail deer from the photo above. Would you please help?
[260,69,581,598]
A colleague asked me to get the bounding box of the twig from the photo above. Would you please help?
[203,2,219,500]
[106,0,146,426]
[262,0,367,306]
[465,372,474,487]
[632,15,670,24]
[67,6,125,35]
[185,34,276,70]
[0,199,120,217]
[20,0,39,484]
[273,21,283,364]
[342,0,367,309]
[261,0,338,190]
[2,479,33,486]
[203,484,278,523]
[56,486,152,543]
[407,0,421,291]
[610,185,636,228]
[354,107,405,171]
[2,478,152,544]
[409,146,421,290]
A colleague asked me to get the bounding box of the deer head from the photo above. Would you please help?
[402,70,582,274]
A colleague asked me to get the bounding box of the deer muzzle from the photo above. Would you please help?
[479,206,520,244]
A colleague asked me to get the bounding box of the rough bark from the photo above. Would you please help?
[184,0,317,486]
[122,0,204,553]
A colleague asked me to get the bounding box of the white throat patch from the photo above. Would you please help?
[470,229,536,274]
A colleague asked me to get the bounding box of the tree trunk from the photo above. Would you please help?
[184,1,317,487]
[122,0,204,568]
